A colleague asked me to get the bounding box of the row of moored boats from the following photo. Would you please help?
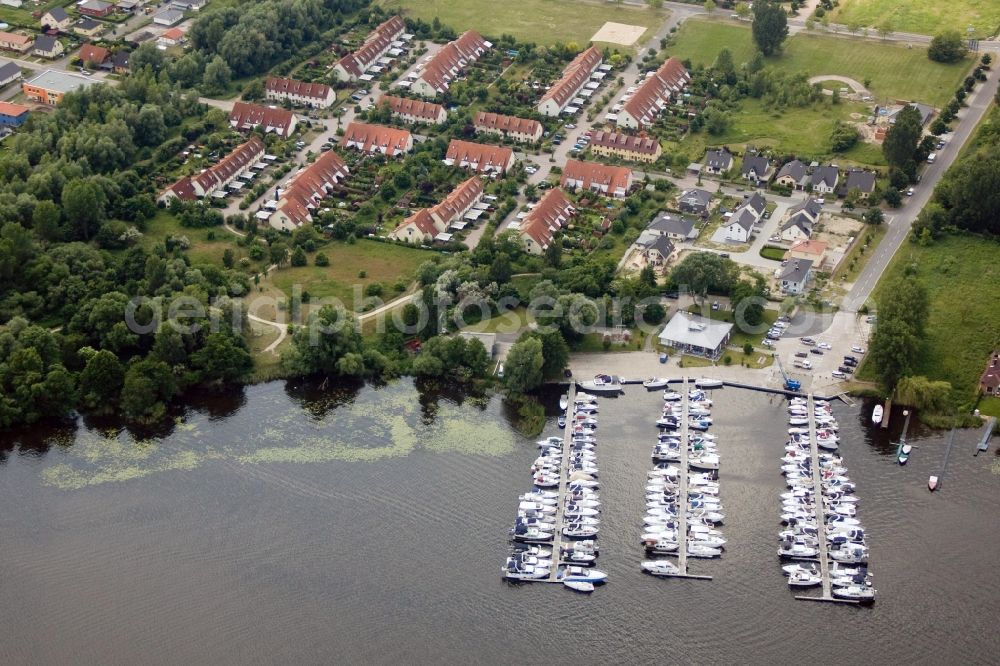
[640,385,726,576]
[502,392,608,592]
[778,397,876,602]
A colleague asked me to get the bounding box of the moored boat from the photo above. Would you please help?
[872,404,884,425]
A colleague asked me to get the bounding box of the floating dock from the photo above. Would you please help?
[975,417,995,456]
[794,394,858,605]
[546,384,577,583]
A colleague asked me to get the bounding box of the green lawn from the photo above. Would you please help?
[830,0,1000,40]
[378,0,667,46]
[668,18,971,106]
[140,211,251,268]
[267,240,432,312]
[760,245,786,261]
[976,395,1000,418]
[866,234,1000,407]
[462,306,535,335]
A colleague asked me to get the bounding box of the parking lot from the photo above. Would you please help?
[767,311,874,391]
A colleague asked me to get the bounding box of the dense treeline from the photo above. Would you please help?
[0,78,253,428]
[188,0,369,78]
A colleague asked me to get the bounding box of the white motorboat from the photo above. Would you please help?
[833,585,876,602]
[536,436,563,448]
[519,501,556,514]
[563,540,597,554]
[563,505,600,518]
[689,535,726,549]
[577,375,623,395]
[787,570,823,587]
[520,493,558,505]
[559,394,568,410]
[558,566,608,584]
[828,545,868,564]
[509,553,553,569]
[641,560,681,576]
[574,393,597,403]
[510,525,553,543]
[563,524,599,538]
[644,540,680,554]
[688,453,720,471]
[502,559,550,581]
[695,378,723,389]
[789,417,809,426]
[563,580,595,593]
[662,391,682,401]
[871,404,884,425]
[686,542,722,558]
[560,550,597,566]
[782,563,818,577]
[512,545,552,559]
[644,377,671,390]
[778,542,819,559]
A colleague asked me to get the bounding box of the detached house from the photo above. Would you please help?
[774,159,809,190]
[740,154,771,186]
[228,102,297,138]
[560,159,632,199]
[473,111,543,143]
[270,150,350,230]
[159,137,265,203]
[378,95,446,125]
[616,57,689,130]
[778,258,813,295]
[79,0,114,18]
[340,122,412,157]
[393,176,484,244]
[703,148,733,175]
[265,77,336,108]
[34,34,64,59]
[518,188,576,255]
[0,61,21,88]
[41,7,72,32]
[444,139,515,175]
[648,212,698,241]
[810,165,839,195]
[537,46,602,117]
[786,239,828,269]
[73,18,104,39]
[0,31,33,54]
[677,188,712,216]
[589,131,661,163]
[332,15,405,82]
[78,43,110,67]
[724,193,767,243]
[780,199,823,243]
[411,30,491,98]
[840,168,877,200]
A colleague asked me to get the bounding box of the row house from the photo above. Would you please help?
[518,188,576,255]
[393,176,484,244]
[332,15,405,82]
[378,94,446,125]
[537,46,602,117]
[560,159,632,199]
[411,30,491,98]
[617,57,689,130]
[588,131,661,163]
[264,77,336,108]
[270,151,350,230]
[473,111,543,143]
[340,122,413,157]
[159,137,265,203]
[228,102,297,138]
[444,139,515,175]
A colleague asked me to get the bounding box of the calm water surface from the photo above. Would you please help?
[0,379,997,665]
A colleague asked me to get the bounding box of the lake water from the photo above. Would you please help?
[1,379,997,665]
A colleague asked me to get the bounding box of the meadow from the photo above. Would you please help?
[829,0,1000,40]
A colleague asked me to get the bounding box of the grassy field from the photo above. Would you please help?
[668,19,971,107]
[378,0,667,46]
[140,212,251,268]
[830,0,1000,40]
[975,396,1000,418]
[462,306,535,335]
[866,234,1000,407]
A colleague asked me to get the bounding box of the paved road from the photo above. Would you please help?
[841,62,1000,313]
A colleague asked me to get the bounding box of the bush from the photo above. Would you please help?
[364,282,384,297]
[928,31,968,64]
[314,252,329,266]
[723,354,732,365]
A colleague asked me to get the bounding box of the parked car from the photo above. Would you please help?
[711,301,720,310]
[851,346,865,353]
[832,371,847,379]
[793,359,812,370]
[762,339,775,347]
[774,321,789,329]
[865,315,877,323]
[767,332,781,341]
[809,348,824,355]
[817,342,832,350]
[815,198,825,204]
[838,366,854,374]
[794,351,808,358]
[843,355,858,363]
[800,338,815,346]
[565,123,576,129]
[720,253,730,258]
[906,187,915,196]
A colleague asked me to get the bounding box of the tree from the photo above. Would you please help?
[864,207,884,225]
[269,241,288,266]
[702,106,730,135]
[315,252,330,266]
[504,337,544,394]
[281,305,364,376]
[882,105,922,170]
[935,148,1000,236]
[829,122,860,152]
[703,0,715,12]
[290,246,307,267]
[928,31,968,63]
[32,200,62,242]
[489,253,512,283]
[868,317,919,390]
[524,329,569,379]
[78,349,124,411]
[62,178,106,241]
[743,342,754,356]
[671,252,738,304]
[880,277,929,337]
[876,19,894,40]
[222,248,235,268]
[190,332,252,383]
[202,55,232,95]
[751,1,789,56]
[121,357,178,422]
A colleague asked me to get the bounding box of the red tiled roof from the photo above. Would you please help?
[538,46,602,110]
[445,139,514,174]
[415,30,489,94]
[265,76,332,102]
[340,121,412,156]
[277,150,350,227]
[787,239,828,257]
[78,43,109,64]
[621,57,689,127]
[401,176,483,237]
[520,188,575,250]
[0,101,29,117]
[161,27,185,41]
[473,111,542,138]
[336,15,405,78]
[163,137,264,201]
[590,131,660,155]
[561,159,632,194]
[228,102,296,137]
[379,94,445,122]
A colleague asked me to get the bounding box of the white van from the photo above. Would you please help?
[927,153,937,163]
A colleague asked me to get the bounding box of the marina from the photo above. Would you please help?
[780,393,875,605]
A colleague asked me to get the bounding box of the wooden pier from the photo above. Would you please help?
[547,384,577,582]
[794,394,857,605]
[653,377,713,581]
